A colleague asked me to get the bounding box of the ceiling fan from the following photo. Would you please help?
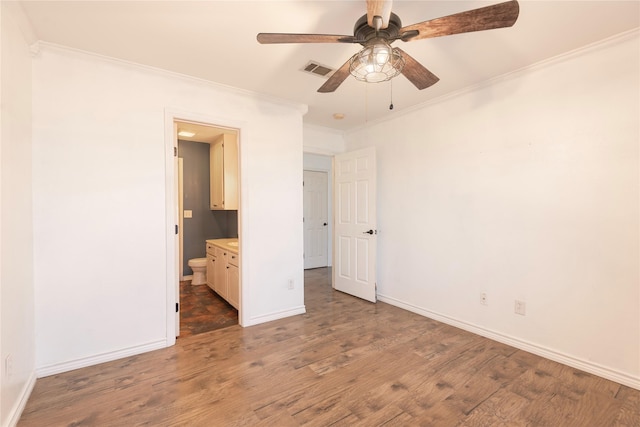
[257,0,519,93]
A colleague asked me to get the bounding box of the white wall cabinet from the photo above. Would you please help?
[210,134,238,210]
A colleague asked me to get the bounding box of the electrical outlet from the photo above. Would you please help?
[288,278,294,290]
[5,354,13,378]
[480,293,488,305]
[514,300,526,316]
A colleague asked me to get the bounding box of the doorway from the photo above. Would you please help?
[174,119,241,338]
[302,149,378,303]
[303,170,329,269]
[303,153,334,271]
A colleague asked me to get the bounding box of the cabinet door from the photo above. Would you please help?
[210,139,224,209]
[206,255,216,291]
[214,249,227,298]
[222,134,238,210]
[227,264,239,309]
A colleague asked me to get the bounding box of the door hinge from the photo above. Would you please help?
[174,146,177,157]
[176,302,179,313]
[175,224,179,235]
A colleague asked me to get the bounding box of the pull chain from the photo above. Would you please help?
[389,80,394,110]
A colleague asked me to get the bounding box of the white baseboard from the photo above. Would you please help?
[36,339,167,378]
[6,371,37,427]
[182,274,193,281]
[378,293,640,391]
[244,305,306,327]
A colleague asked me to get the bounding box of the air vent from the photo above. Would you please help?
[302,61,335,78]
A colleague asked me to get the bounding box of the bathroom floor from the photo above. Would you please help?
[179,280,238,337]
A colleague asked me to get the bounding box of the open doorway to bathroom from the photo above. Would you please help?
[175,120,240,338]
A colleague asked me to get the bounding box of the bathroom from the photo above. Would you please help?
[177,121,240,337]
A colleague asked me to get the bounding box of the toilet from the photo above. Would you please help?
[188,258,207,285]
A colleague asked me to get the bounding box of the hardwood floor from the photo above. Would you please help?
[19,267,639,426]
[179,280,238,338]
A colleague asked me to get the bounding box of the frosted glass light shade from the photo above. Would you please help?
[349,40,405,83]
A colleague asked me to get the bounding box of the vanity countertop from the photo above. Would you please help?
[206,238,239,254]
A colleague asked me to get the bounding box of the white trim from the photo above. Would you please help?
[345,28,640,136]
[178,158,185,281]
[303,123,344,136]
[36,340,166,378]
[164,108,249,329]
[182,274,193,281]
[303,124,346,155]
[378,294,640,391]
[164,112,178,346]
[5,371,37,427]
[36,42,308,116]
[6,1,38,46]
[303,146,343,156]
[244,306,306,327]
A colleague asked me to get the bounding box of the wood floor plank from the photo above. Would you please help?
[614,385,640,426]
[18,267,640,426]
[463,388,532,425]
[380,411,415,426]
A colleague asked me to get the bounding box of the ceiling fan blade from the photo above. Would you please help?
[257,33,356,44]
[396,48,439,90]
[400,0,519,41]
[318,59,352,93]
[366,0,393,29]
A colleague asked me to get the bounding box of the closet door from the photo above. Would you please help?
[334,147,377,303]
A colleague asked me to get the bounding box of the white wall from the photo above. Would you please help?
[0,2,37,426]
[303,123,345,155]
[345,31,639,388]
[32,44,305,374]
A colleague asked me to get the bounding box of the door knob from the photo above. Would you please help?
[363,229,375,235]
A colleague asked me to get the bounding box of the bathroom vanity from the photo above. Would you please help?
[205,238,239,309]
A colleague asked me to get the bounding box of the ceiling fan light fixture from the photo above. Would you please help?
[349,39,405,83]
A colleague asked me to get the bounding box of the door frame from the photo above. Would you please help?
[302,153,334,267]
[164,108,246,345]
[178,158,185,281]
[303,169,329,269]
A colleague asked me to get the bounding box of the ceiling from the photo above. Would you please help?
[19,1,639,131]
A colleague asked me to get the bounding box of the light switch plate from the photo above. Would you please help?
[184,210,193,218]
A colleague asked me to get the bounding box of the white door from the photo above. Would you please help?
[304,170,329,269]
[333,147,377,302]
